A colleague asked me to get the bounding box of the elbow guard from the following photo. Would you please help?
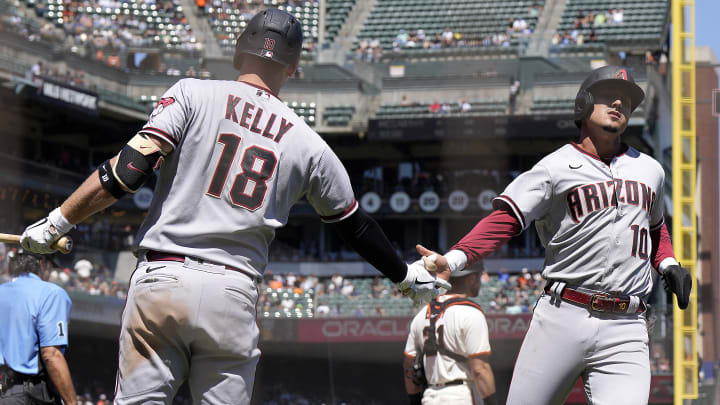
[99,133,166,198]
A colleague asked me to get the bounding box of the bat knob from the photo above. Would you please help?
[53,236,73,254]
[423,254,438,271]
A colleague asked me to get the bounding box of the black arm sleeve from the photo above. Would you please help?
[332,208,407,283]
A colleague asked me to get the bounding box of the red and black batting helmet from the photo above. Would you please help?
[233,8,303,70]
[574,65,645,128]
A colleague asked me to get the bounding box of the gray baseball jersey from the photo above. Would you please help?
[494,142,664,297]
[134,78,357,278]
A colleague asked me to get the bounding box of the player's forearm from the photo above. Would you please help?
[60,159,119,225]
[451,209,521,266]
[334,209,407,283]
[41,346,77,405]
[403,355,423,394]
[650,223,676,273]
[469,358,496,399]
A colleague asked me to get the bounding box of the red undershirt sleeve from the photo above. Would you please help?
[450,209,522,267]
[650,222,675,273]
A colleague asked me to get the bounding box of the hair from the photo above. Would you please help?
[449,272,480,294]
[8,253,43,277]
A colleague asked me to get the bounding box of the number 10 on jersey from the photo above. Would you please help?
[206,133,278,211]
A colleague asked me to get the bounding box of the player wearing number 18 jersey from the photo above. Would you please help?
[19,8,450,404]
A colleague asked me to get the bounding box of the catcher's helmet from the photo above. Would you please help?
[574,65,645,128]
[233,8,303,70]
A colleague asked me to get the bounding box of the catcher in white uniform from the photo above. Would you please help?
[417,66,692,404]
[19,8,449,405]
[404,263,497,405]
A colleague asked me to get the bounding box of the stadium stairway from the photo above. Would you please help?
[525,0,569,57]
[179,0,223,58]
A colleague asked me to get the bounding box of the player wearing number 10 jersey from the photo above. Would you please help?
[415,66,691,404]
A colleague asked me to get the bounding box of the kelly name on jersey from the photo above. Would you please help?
[224,93,294,143]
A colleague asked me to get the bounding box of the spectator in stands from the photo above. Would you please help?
[416,29,426,44]
[370,38,382,62]
[441,27,453,47]
[611,8,624,24]
[512,18,528,33]
[529,1,543,17]
[285,272,297,289]
[356,39,369,60]
[394,29,408,49]
[196,0,206,14]
[374,305,385,317]
[458,100,471,113]
[331,273,343,290]
[30,61,43,80]
[400,95,410,106]
[594,11,607,26]
[340,279,354,297]
[430,33,443,49]
[300,275,318,291]
[429,101,441,113]
[406,31,418,48]
[509,79,520,109]
[316,301,330,316]
[588,29,599,42]
[370,276,387,298]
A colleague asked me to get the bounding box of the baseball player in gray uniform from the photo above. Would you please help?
[417,66,691,404]
[19,9,449,405]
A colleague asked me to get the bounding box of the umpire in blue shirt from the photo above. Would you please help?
[0,250,77,405]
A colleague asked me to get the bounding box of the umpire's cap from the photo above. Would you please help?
[233,8,303,70]
[574,65,645,127]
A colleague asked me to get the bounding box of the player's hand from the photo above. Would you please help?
[395,261,452,305]
[415,244,451,281]
[662,264,691,310]
[20,208,74,254]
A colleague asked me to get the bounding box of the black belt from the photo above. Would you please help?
[429,379,465,388]
[0,364,42,391]
[544,283,646,314]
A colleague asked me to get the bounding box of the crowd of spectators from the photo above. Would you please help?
[0,245,129,298]
[49,257,128,299]
[426,98,472,114]
[553,8,624,46]
[200,0,317,56]
[486,268,544,314]
[256,268,548,318]
[356,2,542,61]
[1,0,204,74]
[29,60,97,90]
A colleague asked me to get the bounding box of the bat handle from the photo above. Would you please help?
[52,236,73,254]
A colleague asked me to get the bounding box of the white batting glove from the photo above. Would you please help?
[20,207,75,254]
[394,260,452,305]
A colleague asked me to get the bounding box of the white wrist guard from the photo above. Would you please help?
[48,207,75,235]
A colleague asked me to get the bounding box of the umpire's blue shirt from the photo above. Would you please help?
[0,273,71,374]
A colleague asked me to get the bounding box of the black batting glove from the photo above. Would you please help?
[662,264,691,310]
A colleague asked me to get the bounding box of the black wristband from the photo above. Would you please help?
[482,393,498,405]
[98,160,127,199]
[408,392,423,405]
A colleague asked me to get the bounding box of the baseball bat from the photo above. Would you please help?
[0,233,73,254]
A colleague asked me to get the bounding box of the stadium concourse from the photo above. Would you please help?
[0,0,711,402]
